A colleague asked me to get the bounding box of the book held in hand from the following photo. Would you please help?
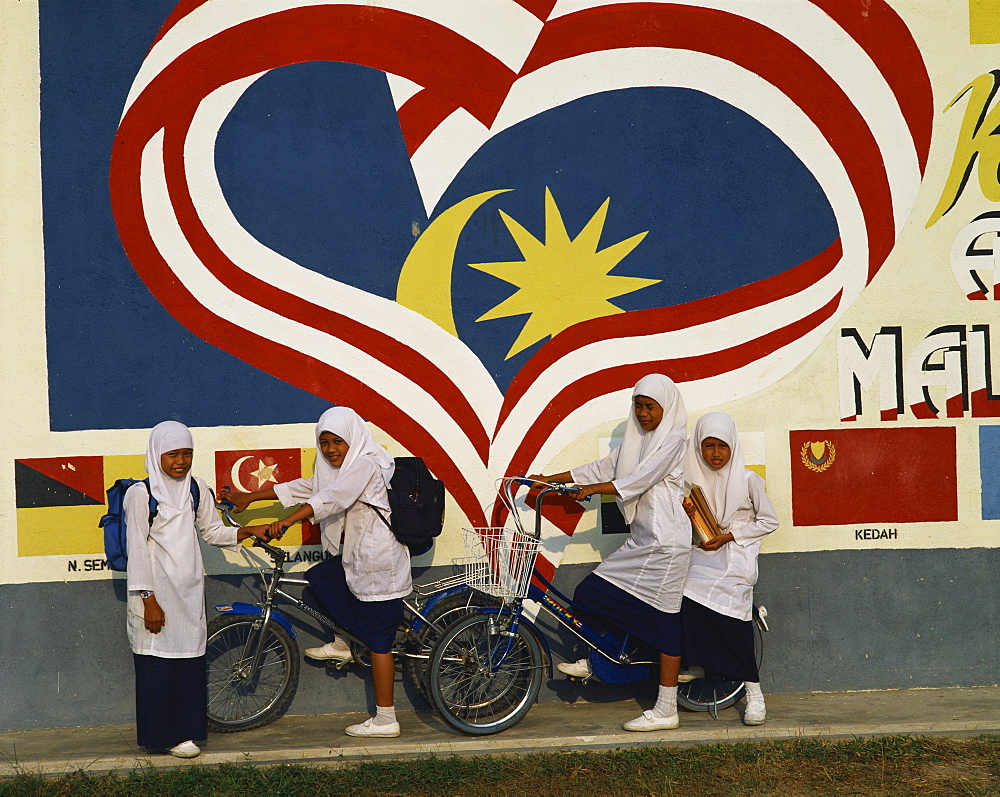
[682,484,721,544]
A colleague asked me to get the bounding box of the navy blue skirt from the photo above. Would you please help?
[305,557,403,654]
[572,573,682,656]
[680,596,759,682]
[133,654,206,751]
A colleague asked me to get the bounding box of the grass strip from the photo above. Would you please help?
[1,734,997,796]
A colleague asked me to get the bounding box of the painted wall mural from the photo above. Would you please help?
[5,0,1000,588]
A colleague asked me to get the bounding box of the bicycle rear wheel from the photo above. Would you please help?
[205,614,300,732]
[676,617,763,713]
[428,612,544,735]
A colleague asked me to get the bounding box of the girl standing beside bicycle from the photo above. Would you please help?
[529,373,692,732]
[222,406,409,739]
[127,421,269,758]
[680,412,777,725]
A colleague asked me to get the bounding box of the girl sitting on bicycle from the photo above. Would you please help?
[529,373,692,732]
[224,407,408,739]
[127,421,269,758]
[681,412,777,725]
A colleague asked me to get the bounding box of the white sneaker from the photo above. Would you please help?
[345,718,400,738]
[623,710,679,732]
[304,639,353,662]
[168,740,201,758]
[677,665,705,683]
[743,701,766,726]
[556,658,592,678]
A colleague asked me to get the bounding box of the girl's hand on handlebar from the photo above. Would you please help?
[266,518,295,541]
[241,525,272,543]
[219,487,253,514]
[567,484,599,501]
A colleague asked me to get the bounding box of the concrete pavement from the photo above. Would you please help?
[1,686,997,776]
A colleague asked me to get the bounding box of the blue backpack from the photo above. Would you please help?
[99,478,201,571]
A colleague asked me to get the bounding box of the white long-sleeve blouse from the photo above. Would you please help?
[125,477,237,658]
[274,457,411,601]
[571,434,691,613]
[683,471,777,621]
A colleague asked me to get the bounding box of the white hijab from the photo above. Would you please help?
[614,374,687,524]
[685,412,749,530]
[145,420,194,510]
[314,407,394,511]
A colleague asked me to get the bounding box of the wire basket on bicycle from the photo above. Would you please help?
[460,526,539,599]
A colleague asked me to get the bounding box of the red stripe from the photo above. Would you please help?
[144,6,515,127]
[501,292,842,479]
[109,141,488,527]
[153,115,490,463]
[116,8,497,463]
[397,90,460,156]
[523,4,896,283]
[807,0,932,171]
[499,239,843,427]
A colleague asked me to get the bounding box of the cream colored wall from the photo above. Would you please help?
[2,1,998,589]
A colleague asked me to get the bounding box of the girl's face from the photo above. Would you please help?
[633,395,664,432]
[160,448,193,480]
[319,431,350,467]
[701,437,732,470]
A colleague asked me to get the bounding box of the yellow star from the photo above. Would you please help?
[470,188,657,359]
[250,460,279,489]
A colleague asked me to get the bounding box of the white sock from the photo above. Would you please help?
[373,704,396,726]
[331,636,350,652]
[744,681,765,705]
[651,685,677,718]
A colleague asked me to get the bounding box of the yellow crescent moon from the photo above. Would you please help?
[396,189,511,336]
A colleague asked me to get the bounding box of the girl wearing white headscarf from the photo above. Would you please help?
[126,421,268,758]
[681,412,778,726]
[530,374,692,732]
[228,407,408,738]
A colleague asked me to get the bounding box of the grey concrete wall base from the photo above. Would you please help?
[1,547,996,731]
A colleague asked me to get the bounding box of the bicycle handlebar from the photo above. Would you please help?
[506,476,591,501]
[217,491,288,564]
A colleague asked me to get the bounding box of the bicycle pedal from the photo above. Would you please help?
[325,658,353,670]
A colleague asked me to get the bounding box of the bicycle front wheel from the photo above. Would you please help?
[206,614,300,732]
[428,612,544,736]
[676,617,763,713]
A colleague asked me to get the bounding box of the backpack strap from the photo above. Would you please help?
[144,478,202,525]
[365,502,393,531]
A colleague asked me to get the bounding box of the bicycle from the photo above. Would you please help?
[424,477,772,734]
[204,504,501,733]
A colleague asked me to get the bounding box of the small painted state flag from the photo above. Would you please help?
[978,426,1000,520]
[215,448,319,545]
[15,454,145,558]
[790,428,957,526]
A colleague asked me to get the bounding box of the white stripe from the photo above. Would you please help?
[183,74,503,429]
[482,52,869,464]
[124,0,542,116]
[549,0,921,235]
[140,130,499,513]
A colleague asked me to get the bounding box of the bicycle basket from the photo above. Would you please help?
[460,526,539,599]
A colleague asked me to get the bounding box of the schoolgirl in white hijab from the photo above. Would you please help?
[126,420,265,758]
[530,374,692,733]
[681,412,778,726]
[236,407,409,739]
